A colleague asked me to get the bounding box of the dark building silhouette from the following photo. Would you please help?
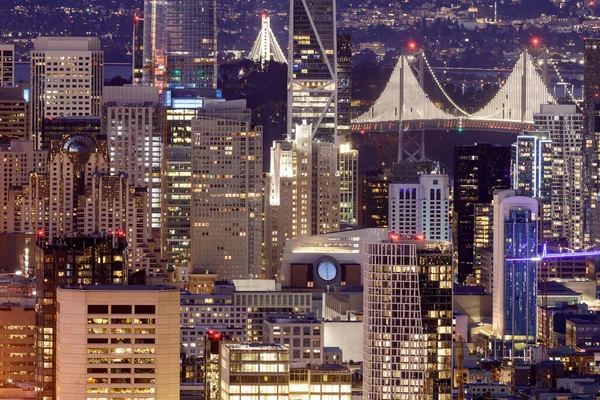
[358,170,389,228]
[453,143,511,283]
[35,234,126,400]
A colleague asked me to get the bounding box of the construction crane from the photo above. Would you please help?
[457,334,466,400]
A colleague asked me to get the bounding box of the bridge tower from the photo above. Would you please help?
[398,43,426,162]
[249,14,287,65]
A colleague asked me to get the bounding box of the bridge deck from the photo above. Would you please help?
[352,119,533,133]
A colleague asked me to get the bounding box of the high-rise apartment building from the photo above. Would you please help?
[389,174,450,241]
[30,37,103,149]
[142,0,217,90]
[363,236,453,400]
[35,234,126,400]
[288,0,337,142]
[0,140,46,232]
[512,130,553,240]
[55,285,180,399]
[0,87,30,140]
[0,44,14,87]
[102,86,162,233]
[492,190,538,359]
[454,143,511,283]
[132,16,144,85]
[534,104,585,249]
[265,122,340,279]
[190,100,263,279]
[473,202,494,291]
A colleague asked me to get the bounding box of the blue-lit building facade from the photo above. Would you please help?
[493,190,538,359]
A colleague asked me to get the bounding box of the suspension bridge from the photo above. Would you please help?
[351,44,576,161]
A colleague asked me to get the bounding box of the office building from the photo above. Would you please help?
[473,203,493,290]
[55,285,180,399]
[263,313,323,366]
[534,104,585,249]
[584,38,600,238]
[0,44,14,87]
[492,190,538,359]
[30,37,103,149]
[41,116,100,150]
[336,34,358,225]
[0,297,35,386]
[358,170,389,228]
[265,122,340,279]
[35,234,126,400]
[339,143,358,225]
[287,0,337,142]
[289,365,352,400]
[102,86,163,233]
[219,343,290,399]
[0,87,29,140]
[190,100,263,279]
[363,235,452,400]
[512,131,553,240]
[454,143,511,283]
[233,291,312,342]
[0,140,46,232]
[132,16,144,85]
[389,174,450,241]
[142,0,217,90]
[11,133,159,275]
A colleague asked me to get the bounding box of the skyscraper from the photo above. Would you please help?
[30,37,103,149]
[132,15,144,85]
[10,133,159,275]
[454,143,511,283]
[265,122,340,278]
[534,104,585,249]
[0,44,14,87]
[389,174,450,241]
[492,190,538,359]
[511,130,553,241]
[0,87,29,140]
[584,39,600,221]
[142,0,217,90]
[102,86,163,234]
[190,100,263,279]
[287,0,337,142]
[363,235,452,400]
[35,234,126,400]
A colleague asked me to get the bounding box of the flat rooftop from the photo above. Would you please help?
[58,285,178,291]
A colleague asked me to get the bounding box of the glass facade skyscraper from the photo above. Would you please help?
[288,0,337,142]
[493,191,538,360]
[143,0,217,90]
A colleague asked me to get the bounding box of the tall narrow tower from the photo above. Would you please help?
[287,0,337,142]
[249,15,286,64]
[142,0,217,90]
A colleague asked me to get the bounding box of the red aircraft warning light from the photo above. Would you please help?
[531,37,540,46]
[408,41,417,50]
[37,229,44,239]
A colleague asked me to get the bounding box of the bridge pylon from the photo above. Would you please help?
[398,47,426,162]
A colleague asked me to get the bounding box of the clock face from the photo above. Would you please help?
[317,260,337,281]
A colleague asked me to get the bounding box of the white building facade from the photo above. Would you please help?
[389,174,450,241]
[30,37,103,149]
